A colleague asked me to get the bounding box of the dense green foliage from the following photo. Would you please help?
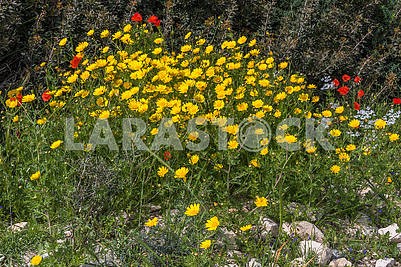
[0,1,401,266]
[1,0,400,97]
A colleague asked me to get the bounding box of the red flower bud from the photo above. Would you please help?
[393,98,401,105]
[131,12,142,22]
[164,151,172,161]
[357,89,364,99]
[16,93,22,106]
[342,74,351,82]
[70,55,82,69]
[147,15,161,27]
[42,90,52,102]
[337,86,350,96]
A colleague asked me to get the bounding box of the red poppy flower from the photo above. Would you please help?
[342,74,351,82]
[332,79,340,87]
[357,90,364,99]
[354,76,361,83]
[42,90,52,102]
[16,93,22,106]
[337,86,350,96]
[354,102,360,111]
[70,55,82,69]
[147,15,161,27]
[164,151,172,161]
[131,12,142,22]
[393,98,401,105]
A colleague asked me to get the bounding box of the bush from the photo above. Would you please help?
[1,0,400,98]
[1,17,400,218]
[1,11,401,266]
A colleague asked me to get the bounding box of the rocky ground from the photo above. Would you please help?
[4,203,401,266]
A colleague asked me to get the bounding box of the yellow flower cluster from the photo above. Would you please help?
[4,21,400,188]
[142,197,264,250]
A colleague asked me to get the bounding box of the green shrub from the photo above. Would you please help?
[1,0,400,97]
[1,9,401,266]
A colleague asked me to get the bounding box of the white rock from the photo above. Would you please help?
[375,258,395,267]
[397,243,401,251]
[378,224,401,243]
[329,258,352,267]
[282,222,292,235]
[170,209,180,217]
[247,258,262,267]
[299,240,331,265]
[260,217,279,237]
[363,226,377,236]
[9,222,28,232]
[358,257,376,266]
[221,227,237,249]
[358,187,373,196]
[222,227,237,239]
[150,205,161,212]
[227,250,243,258]
[0,254,5,263]
[293,221,325,242]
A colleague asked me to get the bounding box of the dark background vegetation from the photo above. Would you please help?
[1,0,400,98]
